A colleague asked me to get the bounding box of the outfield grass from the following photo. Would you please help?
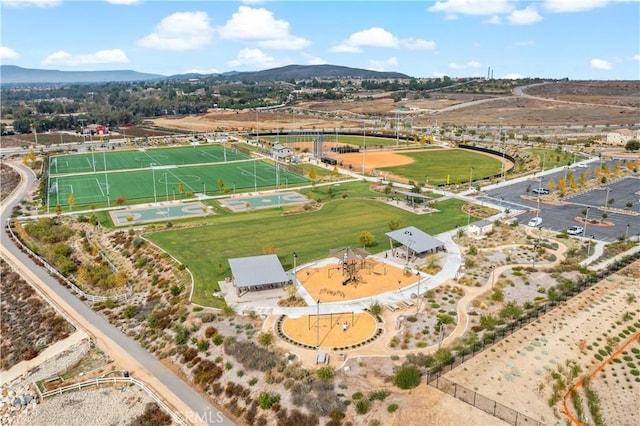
[146,196,469,307]
[379,149,503,186]
[263,134,407,147]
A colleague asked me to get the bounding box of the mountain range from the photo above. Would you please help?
[1,64,410,85]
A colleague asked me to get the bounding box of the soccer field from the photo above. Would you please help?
[48,160,309,208]
[49,145,249,175]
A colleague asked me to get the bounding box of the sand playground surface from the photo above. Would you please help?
[282,312,377,348]
[295,259,419,303]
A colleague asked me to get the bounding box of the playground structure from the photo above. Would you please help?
[328,247,369,287]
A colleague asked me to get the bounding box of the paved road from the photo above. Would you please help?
[0,162,233,426]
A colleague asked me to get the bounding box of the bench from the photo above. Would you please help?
[400,300,415,308]
[316,351,329,365]
[385,303,399,312]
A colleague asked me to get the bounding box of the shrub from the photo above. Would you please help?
[316,366,336,382]
[368,390,390,401]
[387,403,399,413]
[257,391,281,410]
[352,392,363,400]
[258,332,274,347]
[393,366,421,389]
[355,399,370,415]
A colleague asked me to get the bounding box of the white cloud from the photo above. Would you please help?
[227,48,280,69]
[633,54,640,61]
[137,11,213,51]
[2,0,60,7]
[512,40,536,47]
[503,73,525,79]
[41,49,129,66]
[367,57,399,72]
[590,58,612,70]
[543,0,610,13]
[0,46,20,60]
[331,27,435,53]
[485,16,502,24]
[449,60,481,69]
[105,0,141,4]
[429,0,514,17]
[403,38,437,50]
[217,6,309,50]
[508,6,543,24]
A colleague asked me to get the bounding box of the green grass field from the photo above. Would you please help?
[526,148,581,169]
[48,160,310,208]
[379,149,503,185]
[50,145,249,175]
[146,190,469,307]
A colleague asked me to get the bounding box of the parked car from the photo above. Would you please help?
[566,225,584,235]
[532,188,550,195]
[528,217,542,227]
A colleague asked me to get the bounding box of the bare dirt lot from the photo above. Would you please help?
[444,261,640,425]
[150,81,640,132]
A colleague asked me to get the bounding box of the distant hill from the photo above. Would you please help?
[0,65,164,84]
[1,64,410,85]
[211,64,411,81]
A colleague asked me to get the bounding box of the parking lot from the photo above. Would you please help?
[484,161,640,242]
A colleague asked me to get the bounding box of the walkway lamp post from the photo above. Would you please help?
[489,265,496,289]
[292,252,298,272]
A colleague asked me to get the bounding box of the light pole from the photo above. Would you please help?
[625,224,630,239]
[469,167,473,191]
[164,172,169,202]
[587,235,594,257]
[415,271,421,315]
[292,252,298,272]
[583,207,590,238]
[151,163,157,203]
[316,300,321,348]
[604,186,611,210]
[437,321,445,350]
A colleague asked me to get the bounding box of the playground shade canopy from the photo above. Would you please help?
[228,254,290,291]
[386,226,445,254]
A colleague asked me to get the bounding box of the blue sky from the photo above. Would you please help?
[1,0,639,79]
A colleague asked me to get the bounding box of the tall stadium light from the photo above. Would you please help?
[151,163,157,203]
[254,158,257,193]
[103,151,110,208]
[164,172,169,202]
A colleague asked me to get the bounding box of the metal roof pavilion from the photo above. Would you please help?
[385,226,445,254]
[228,254,289,289]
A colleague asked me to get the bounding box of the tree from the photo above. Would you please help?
[387,219,401,231]
[65,193,75,209]
[55,204,62,215]
[177,181,185,197]
[358,230,375,248]
[217,178,224,192]
[331,166,339,176]
[115,270,128,287]
[308,168,317,180]
[625,140,640,151]
[557,177,566,193]
[547,177,556,191]
[579,173,586,187]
